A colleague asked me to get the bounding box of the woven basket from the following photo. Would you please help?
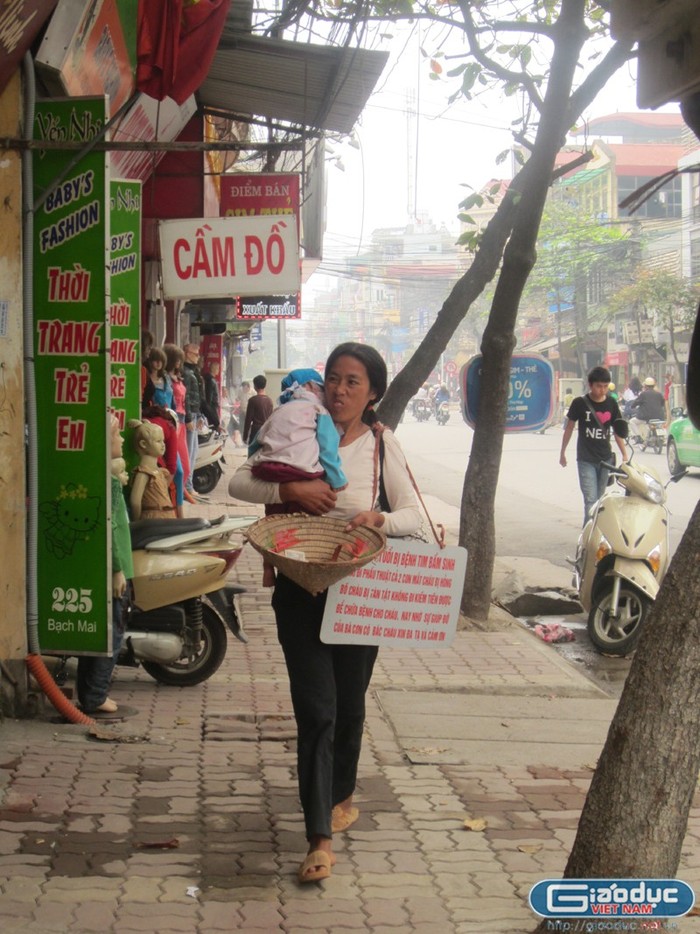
[245,514,387,595]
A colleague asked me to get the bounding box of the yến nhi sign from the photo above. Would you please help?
[321,540,467,647]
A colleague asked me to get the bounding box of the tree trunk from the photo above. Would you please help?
[534,503,700,931]
[461,0,589,617]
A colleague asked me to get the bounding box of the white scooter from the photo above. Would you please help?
[572,426,673,656]
[122,515,256,684]
[193,424,227,495]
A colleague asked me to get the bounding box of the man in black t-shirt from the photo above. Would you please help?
[560,366,628,525]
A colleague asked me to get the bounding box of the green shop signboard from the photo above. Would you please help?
[33,98,110,655]
[110,178,141,435]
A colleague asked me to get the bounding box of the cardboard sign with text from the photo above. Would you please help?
[321,540,467,648]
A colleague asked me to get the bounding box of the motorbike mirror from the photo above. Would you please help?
[670,406,685,419]
[613,417,629,440]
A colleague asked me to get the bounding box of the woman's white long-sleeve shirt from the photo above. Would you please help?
[229,428,421,539]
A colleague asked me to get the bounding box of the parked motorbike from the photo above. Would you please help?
[436,401,450,426]
[572,431,672,656]
[413,398,431,422]
[193,426,227,495]
[123,515,256,685]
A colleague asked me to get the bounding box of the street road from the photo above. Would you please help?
[395,409,700,566]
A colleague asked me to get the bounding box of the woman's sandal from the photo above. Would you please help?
[298,849,335,884]
[331,805,359,833]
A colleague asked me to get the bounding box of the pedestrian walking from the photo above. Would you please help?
[559,365,628,525]
[243,374,273,444]
[229,342,421,884]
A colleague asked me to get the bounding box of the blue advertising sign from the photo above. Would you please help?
[461,354,555,433]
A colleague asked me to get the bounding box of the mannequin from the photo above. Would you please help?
[128,419,176,521]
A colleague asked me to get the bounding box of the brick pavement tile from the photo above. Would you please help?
[197,900,244,929]
[410,925,461,934]
[351,851,391,873]
[96,815,131,834]
[432,874,480,898]
[123,862,196,878]
[553,793,586,810]
[280,905,366,929]
[415,829,464,851]
[207,883,282,901]
[357,870,435,892]
[362,896,409,928]
[454,919,533,933]
[483,829,553,843]
[114,907,199,932]
[121,876,165,904]
[468,871,518,899]
[412,815,470,830]
[41,879,122,903]
[0,830,21,854]
[158,877,204,902]
[404,894,454,925]
[449,896,531,922]
[495,851,547,874]
[0,855,49,872]
[71,901,120,932]
[0,900,36,918]
[0,876,44,902]
[29,901,76,931]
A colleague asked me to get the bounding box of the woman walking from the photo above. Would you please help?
[229,343,420,883]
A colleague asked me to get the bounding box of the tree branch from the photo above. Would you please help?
[566,39,636,123]
[456,0,546,111]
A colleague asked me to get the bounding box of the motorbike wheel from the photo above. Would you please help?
[192,463,222,495]
[653,435,664,455]
[142,604,227,686]
[587,583,650,656]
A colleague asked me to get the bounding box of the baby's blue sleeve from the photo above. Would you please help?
[316,413,347,490]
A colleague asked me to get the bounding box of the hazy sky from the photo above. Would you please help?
[311,23,657,285]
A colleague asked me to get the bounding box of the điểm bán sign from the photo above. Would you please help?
[33,97,111,655]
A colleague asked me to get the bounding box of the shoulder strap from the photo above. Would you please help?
[582,394,608,430]
[372,424,445,548]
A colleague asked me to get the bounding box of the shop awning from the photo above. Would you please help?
[199,34,389,135]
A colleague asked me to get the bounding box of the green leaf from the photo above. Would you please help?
[495,149,510,165]
[457,230,482,250]
[447,64,467,78]
[461,62,481,96]
[457,213,476,225]
[459,193,484,211]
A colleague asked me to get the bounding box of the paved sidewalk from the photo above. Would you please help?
[1,457,698,933]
